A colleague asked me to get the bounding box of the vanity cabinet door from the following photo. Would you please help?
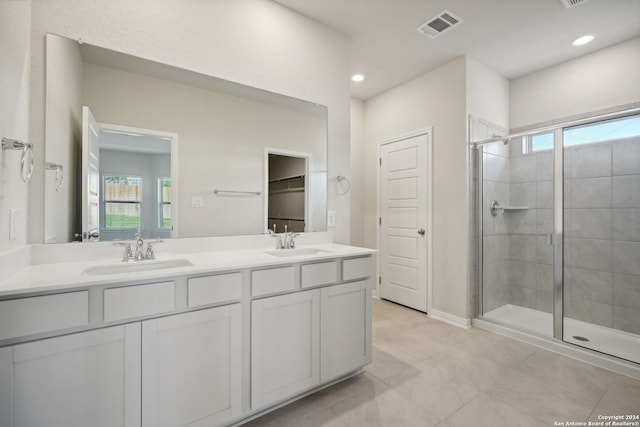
[251,289,320,410]
[320,280,372,382]
[142,305,242,427]
[0,324,141,427]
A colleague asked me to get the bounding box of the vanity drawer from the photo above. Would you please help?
[342,257,372,281]
[188,272,242,307]
[104,281,175,322]
[301,261,338,288]
[251,266,295,297]
[0,291,89,340]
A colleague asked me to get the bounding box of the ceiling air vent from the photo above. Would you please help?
[416,9,463,39]
[559,0,589,8]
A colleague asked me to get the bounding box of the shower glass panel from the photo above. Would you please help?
[562,114,640,364]
[480,133,555,337]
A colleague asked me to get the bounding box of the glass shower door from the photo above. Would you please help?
[479,133,556,337]
[562,114,640,364]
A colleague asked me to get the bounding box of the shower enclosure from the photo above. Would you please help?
[471,108,640,365]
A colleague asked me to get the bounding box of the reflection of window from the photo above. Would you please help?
[103,176,142,228]
[158,178,172,230]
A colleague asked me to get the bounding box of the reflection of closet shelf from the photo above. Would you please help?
[269,188,304,194]
[268,217,304,222]
[268,174,304,184]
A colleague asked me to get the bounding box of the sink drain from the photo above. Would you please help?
[572,335,589,342]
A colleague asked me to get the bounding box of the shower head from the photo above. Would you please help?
[491,134,511,145]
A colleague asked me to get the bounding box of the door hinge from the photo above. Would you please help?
[379,157,382,166]
[379,216,382,225]
[379,276,381,284]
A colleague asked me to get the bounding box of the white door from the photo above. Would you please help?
[251,289,320,410]
[379,132,430,312]
[1,324,141,427]
[320,280,371,382]
[142,305,242,427]
[82,106,100,242]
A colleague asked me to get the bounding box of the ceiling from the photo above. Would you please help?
[274,0,640,100]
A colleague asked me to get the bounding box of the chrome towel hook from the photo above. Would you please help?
[2,137,34,183]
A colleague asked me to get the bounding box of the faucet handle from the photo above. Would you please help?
[145,239,163,260]
[270,233,284,249]
[114,241,134,262]
[288,232,300,249]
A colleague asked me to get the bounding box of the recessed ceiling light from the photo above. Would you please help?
[572,35,595,46]
[351,74,365,82]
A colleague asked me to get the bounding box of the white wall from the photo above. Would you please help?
[364,57,469,319]
[466,57,510,132]
[0,0,31,253]
[28,0,351,244]
[510,37,640,130]
[350,98,365,247]
[44,34,83,243]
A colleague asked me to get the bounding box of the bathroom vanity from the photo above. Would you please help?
[0,233,374,427]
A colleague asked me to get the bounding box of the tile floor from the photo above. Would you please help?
[243,298,640,427]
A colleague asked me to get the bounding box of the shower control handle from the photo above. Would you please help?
[417,229,426,235]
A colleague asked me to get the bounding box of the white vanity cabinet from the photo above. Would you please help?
[250,257,373,411]
[0,324,141,427]
[320,280,371,382]
[0,245,374,427]
[251,289,321,410]
[141,304,242,427]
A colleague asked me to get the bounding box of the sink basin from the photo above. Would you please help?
[83,258,194,276]
[264,248,328,258]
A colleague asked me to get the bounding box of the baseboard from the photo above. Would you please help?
[429,309,472,330]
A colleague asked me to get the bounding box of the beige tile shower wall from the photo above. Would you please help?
[564,137,640,334]
[506,135,640,334]
[506,139,554,313]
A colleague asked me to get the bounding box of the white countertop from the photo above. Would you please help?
[0,242,375,297]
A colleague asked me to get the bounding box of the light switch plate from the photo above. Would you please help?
[327,211,336,227]
[191,197,204,208]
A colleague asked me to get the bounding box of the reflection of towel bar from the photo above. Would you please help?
[214,189,261,196]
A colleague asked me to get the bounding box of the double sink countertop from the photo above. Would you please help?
[0,238,375,297]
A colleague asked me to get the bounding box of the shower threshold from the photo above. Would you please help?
[483,304,640,364]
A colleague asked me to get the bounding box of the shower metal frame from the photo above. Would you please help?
[473,106,640,343]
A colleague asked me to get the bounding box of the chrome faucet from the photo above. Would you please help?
[268,224,300,250]
[115,229,162,261]
[134,229,146,260]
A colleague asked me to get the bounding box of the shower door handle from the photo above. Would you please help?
[547,233,554,246]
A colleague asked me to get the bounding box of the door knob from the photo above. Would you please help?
[417,229,426,235]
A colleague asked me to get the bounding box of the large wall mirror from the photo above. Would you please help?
[44,34,327,243]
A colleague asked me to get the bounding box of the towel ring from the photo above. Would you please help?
[2,137,34,183]
[336,175,350,195]
[46,162,64,191]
